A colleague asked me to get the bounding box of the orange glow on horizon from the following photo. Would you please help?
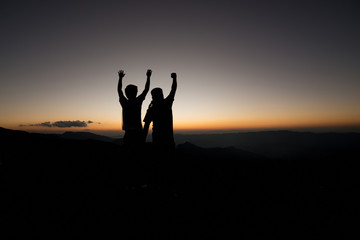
[8,118,360,133]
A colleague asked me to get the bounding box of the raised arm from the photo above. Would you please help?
[168,72,177,100]
[117,70,125,98]
[139,69,151,99]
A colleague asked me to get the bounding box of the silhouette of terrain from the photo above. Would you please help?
[1,127,359,238]
[175,131,360,159]
[61,131,115,142]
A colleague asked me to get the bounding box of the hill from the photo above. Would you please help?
[61,131,115,142]
[175,130,360,159]
[0,127,358,238]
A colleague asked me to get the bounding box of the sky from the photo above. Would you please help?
[1,0,360,136]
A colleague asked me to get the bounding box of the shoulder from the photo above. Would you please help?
[136,94,146,102]
[119,96,128,105]
[165,96,174,103]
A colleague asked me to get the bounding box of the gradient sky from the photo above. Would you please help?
[1,0,360,135]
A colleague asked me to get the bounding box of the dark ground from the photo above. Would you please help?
[0,127,359,239]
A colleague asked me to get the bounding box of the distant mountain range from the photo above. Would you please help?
[175,130,360,159]
[61,131,115,142]
[0,126,120,143]
[2,127,359,160]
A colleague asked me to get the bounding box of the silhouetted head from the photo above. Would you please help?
[151,88,164,102]
[125,84,138,99]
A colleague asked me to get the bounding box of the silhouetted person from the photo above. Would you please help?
[118,69,151,149]
[144,73,177,152]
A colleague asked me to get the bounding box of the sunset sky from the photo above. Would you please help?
[1,1,360,136]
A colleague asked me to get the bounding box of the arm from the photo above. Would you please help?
[143,121,150,142]
[143,105,153,142]
[117,70,126,99]
[168,72,177,100]
[139,69,151,99]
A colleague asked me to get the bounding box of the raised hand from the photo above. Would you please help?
[171,72,177,79]
[118,70,125,78]
[146,69,152,78]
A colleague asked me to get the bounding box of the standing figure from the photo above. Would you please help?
[118,69,151,149]
[144,73,177,151]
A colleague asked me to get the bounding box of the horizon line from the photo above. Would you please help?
[3,125,360,138]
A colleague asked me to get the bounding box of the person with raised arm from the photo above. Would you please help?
[118,69,151,149]
[143,72,177,152]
